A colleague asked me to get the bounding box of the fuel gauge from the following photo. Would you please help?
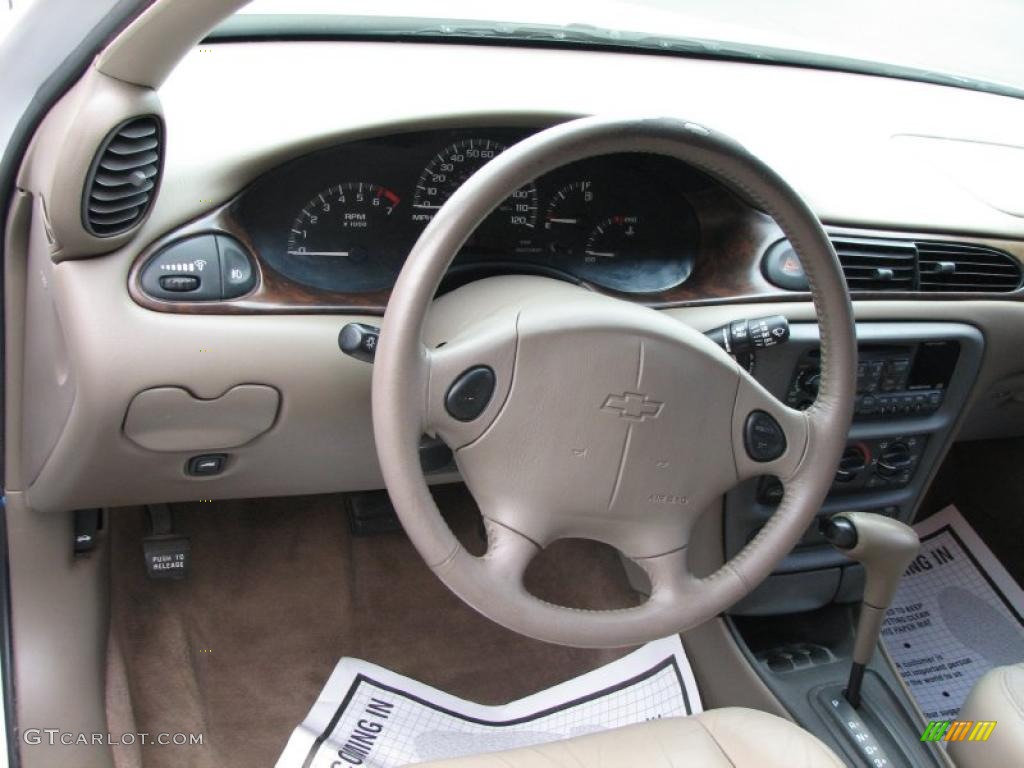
[584,215,640,263]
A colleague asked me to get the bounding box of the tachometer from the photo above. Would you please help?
[287,182,401,262]
[412,139,538,234]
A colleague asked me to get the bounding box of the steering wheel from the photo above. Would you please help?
[372,116,856,648]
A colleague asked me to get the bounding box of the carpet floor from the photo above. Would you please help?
[107,484,640,768]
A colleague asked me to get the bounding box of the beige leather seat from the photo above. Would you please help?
[416,707,844,767]
[950,663,1024,768]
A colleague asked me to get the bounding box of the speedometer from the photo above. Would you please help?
[412,139,538,235]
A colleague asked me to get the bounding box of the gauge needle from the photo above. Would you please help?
[584,250,616,258]
[548,218,579,224]
[287,250,351,257]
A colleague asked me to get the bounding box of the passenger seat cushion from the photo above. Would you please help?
[413,707,844,767]
[950,663,1024,768]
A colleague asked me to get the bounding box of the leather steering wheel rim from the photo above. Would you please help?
[372,116,856,648]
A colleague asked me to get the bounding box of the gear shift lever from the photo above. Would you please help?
[821,512,920,708]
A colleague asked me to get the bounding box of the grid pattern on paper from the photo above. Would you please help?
[310,660,688,768]
[882,526,1024,721]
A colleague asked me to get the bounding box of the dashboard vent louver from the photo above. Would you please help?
[916,241,1022,293]
[82,116,162,237]
[831,237,917,292]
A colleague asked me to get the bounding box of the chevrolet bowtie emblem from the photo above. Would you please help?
[601,392,664,422]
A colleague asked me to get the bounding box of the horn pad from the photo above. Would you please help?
[455,298,740,558]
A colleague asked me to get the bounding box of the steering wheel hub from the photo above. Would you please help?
[433,294,784,560]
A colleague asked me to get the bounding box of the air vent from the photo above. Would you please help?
[82,116,162,237]
[916,241,1022,293]
[831,237,917,292]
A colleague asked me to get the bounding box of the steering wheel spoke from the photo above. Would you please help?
[731,370,810,485]
[422,313,518,449]
[473,517,542,581]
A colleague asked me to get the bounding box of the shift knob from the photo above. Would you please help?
[823,511,920,614]
[822,511,920,707]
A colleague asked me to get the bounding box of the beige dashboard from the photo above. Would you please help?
[7,39,1024,514]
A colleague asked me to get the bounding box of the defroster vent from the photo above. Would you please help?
[82,116,163,237]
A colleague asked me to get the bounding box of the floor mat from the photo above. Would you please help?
[277,635,700,768]
[881,505,1024,720]
[948,439,1024,587]
[108,488,641,768]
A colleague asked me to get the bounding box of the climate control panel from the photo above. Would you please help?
[757,434,928,505]
[832,435,927,492]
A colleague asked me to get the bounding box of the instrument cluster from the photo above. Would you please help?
[237,127,709,295]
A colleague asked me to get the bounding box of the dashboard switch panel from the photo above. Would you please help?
[140,234,257,302]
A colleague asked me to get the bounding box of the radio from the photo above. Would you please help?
[785,340,960,420]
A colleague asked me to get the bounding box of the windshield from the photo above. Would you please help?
[220,0,1024,98]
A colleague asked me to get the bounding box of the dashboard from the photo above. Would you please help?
[18,37,1024,520]
[130,124,787,313]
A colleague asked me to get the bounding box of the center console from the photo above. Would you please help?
[716,322,981,768]
[725,322,983,615]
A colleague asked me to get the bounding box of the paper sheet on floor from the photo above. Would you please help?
[276,635,700,768]
[882,504,1024,721]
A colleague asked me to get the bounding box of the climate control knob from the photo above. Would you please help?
[836,444,869,482]
[877,442,913,478]
[797,367,822,398]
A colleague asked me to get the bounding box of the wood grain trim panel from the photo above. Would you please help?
[128,191,1024,315]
